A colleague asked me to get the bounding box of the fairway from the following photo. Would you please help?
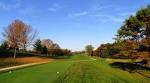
[0,61,74,83]
[0,55,150,83]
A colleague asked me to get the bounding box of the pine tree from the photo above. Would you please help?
[33,39,42,53]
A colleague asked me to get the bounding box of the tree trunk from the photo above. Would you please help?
[14,48,17,59]
[148,38,150,60]
[146,24,150,60]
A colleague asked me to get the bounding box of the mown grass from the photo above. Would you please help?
[54,59,150,83]
[0,54,89,83]
[0,61,74,83]
[48,54,91,60]
[69,54,92,60]
[0,54,150,83]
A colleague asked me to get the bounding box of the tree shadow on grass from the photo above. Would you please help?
[109,62,150,78]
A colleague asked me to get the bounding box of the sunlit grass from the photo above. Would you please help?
[0,54,150,83]
[54,58,150,83]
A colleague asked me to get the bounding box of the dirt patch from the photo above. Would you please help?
[15,57,54,63]
[0,57,55,69]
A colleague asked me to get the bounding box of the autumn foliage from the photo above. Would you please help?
[94,5,150,61]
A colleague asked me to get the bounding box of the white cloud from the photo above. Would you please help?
[0,0,21,11]
[119,12,136,17]
[19,7,39,18]
[68,10,124,22]
[144,0,150,4]
[88,5,134,23]
[114,7,129,11]
[48,3,61,12]
[20,8,35,14]
[68,11,88,18]
[67,4,132,23]
[89,14,124,23]
[48,7,56,11]
[91,5,113,12]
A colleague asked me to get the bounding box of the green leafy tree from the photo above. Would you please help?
[136,6,150,39]
[136,6,150,57]
[0,41,8,50]
[117,5,150,59]
[33,39,42,53]
[85,45,94,56]
[95,43,120,58]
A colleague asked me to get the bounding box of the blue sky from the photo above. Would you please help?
[0,0,150,51]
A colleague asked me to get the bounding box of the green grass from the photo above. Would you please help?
[0,54,150,83]
[54,60,150,83]
[69,54,92,60]
[0,61,74,83]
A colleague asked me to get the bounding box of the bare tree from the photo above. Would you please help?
[41,39,54,50]
[22,25,38,50]
[53,43,60,49]
[2,19,37,58]
[41,39,60,50]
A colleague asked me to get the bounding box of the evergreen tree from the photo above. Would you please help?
[42,46,48,54]
[33,39,42,53]
[0,41,8,50]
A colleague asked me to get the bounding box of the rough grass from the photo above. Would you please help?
[0,58,23,68]
[0,57,54,69]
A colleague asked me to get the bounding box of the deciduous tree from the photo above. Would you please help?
[2,19,37,58]
[85,45,94,56]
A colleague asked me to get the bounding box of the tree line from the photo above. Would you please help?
[33,39,71,55]
[93,5,150,63]
[0,19,71,58]
[0,5,150,61]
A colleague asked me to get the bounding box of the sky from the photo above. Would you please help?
[0,0,150,51]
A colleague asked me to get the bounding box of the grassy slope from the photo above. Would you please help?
[0,55,150,83]
[54,59,150,83]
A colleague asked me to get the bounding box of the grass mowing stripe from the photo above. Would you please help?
[1,55,150,83]
[54,60,150,83]
[0,55,91,83]
[0,61,74,83]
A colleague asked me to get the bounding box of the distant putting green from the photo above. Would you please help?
[0,55,150,83]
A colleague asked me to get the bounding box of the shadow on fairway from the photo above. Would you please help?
[110,62,150,78]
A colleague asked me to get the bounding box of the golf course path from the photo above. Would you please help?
[0,61,50,72]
